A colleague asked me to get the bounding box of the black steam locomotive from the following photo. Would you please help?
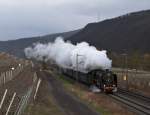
[61,68,117,93]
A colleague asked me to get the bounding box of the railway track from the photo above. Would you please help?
[110,89,150,115]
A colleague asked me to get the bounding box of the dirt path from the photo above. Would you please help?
[37,71,99,115]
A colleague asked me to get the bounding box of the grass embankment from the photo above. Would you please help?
[56,73,110,115]
[54,71,134,115]
[24,78,64,115]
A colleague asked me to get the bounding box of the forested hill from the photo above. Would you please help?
[67,10,150,53]
[0,10,150,58]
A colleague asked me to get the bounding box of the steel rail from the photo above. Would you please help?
[110,89,150,115]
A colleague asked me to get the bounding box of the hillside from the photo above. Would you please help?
[0,10,150,58]
[0,30,79,57]
[67,10,150,53]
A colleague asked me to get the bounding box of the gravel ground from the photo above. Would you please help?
[24,75,65,115]
[37,71,99,115]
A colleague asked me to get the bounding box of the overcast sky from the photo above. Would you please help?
[0,0,150,41]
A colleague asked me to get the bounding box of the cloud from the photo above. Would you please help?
[0,0,150,40]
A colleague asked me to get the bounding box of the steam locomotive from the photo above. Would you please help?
[61,68,117,93]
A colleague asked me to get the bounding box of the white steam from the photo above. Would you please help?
[24,37,112,73]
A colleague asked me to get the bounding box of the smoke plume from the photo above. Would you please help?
[24,37,112,73]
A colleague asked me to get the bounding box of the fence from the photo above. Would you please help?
[113,68,150,95]
[0,64,24,87]
[14,72,40,115]
[0,72,41,115]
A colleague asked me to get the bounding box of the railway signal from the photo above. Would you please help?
[123,75,127,81]
[121,53,129,90]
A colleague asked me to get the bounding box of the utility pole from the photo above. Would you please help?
[76,54,78,81]
[76,54,84,82]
